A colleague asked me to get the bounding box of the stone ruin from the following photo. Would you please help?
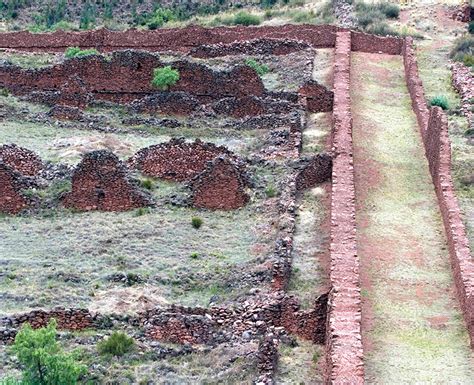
[0,162,30,214]
[0,143,43,176]
[62,150,151,211]
[295,153,333,190]
[128,138,235,182]
[298,80,334,113]
[189,155,249,210]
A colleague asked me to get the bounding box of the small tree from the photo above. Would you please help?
[151,66,180,91]
[9,319,86,385]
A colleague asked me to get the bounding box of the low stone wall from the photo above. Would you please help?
[128,138,235,182]
[451,62,473,128]
[351,31,403,55]
[423,107,474,347]
[0,144,43,176]
[295,153,333,190]
[403,38,474,348]
[0,162,30,214]
[1,25,405,56]
[62,150,152,211]
[188,38,311,58]
[211,95,296,118]
[402,37,430,134]
[298,80,334,113]
[325,31,364,384]
[189,155,249,210]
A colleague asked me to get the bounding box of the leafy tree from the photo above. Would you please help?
[5,319,86,385]
[151,66,180,90]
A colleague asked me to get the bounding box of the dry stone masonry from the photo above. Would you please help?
[0,162,30,214]
[62,150,152,211]
[0,144,43,176]
[295,153,333,191]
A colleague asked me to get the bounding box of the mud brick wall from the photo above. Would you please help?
[1,25,405,56]
[402,37,430,134]
[351,31,403,55]
[298,80,334,113]
[0,144,43,176]
[0,51,264,107]
[295,153,333,190]
[189,156,249,210]
[451,62,473,128]
[188,38,311,58]
[423,107,474,347]
[0,162,30,215]
[62,150,151,211]
[325,31,364,384]
[128,138,235,182]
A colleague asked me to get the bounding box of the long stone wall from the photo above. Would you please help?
[0,25,403,55]
[325,31,364,384]
[403,39,474,347]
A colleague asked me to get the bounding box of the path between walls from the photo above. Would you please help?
[351,52,474,383]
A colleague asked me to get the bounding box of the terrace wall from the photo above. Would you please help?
[0,25,403,56]
[325,31,364,384]
[403,38,474,347]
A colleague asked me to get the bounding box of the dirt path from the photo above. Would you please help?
[351,52,474,383]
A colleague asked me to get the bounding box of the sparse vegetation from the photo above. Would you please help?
[191,216,203,229]
[450,36,474,68]
[151,66,180,91]
[429,95,449,110]
[2,320,86,385]
[97,332,135,357]
[233,11,261,26]
[355,1,399,36]
[245,58,270,76]
[65,47,100,59]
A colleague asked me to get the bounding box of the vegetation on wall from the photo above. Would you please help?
[151,66,180,91]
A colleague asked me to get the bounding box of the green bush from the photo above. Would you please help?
[140,178,155,190]
[79,0,96,29]
[468,21,474,34]
[365,21,399,37]
[65,47,99,59]
[291,10,316,23]
[245,58,270,76]
[151,66,180,91]
[378,2,399,19]
[265,185,277,198]
[6,320,86,385]
[429,95,449,110]
[97,332,135,357]
[147,7,177,29]
[450,36,474,67]
[191,216,203,229]
[233,11,261,26]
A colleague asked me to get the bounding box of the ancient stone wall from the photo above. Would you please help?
[422,107,474,347]
[188,38,311,58]
[0,144,43,176]
[0,162,30,215]
[295,153,332,191]
[402,37,430,134]
[62,150,151,211]
[325,31,364,384]
[128,138,235,182]
[189,155,249,210]
[298,80,334,113]
[451,62,473,128]
[351,31,403,55]
[404,39,474,348]
[0,51,264,107]
[0,25,403,56]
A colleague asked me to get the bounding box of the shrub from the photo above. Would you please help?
[245,58,270,76]
[468,21,474,34]
[147,7,177,29]
[79,0,96,29]
[291,10,316,23]
[233,11,261,26]
[191,216,203,229]
[450,36,474,58]
[151,66,180,91]
[378,2,399,19]
[65,47,99,59]
[429,95,449,110]
[357,9,384,28]
[365,21,399,37]
[140,178,155,190]
[97,332,135,357]
[0,88,9,97]
[265,185,277,198]
[9,319,86,385]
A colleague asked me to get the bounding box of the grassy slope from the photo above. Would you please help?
[351,52,474,383]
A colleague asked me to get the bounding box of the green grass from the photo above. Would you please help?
[351,53,474,383]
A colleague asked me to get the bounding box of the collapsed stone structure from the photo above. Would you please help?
[62,150,151,211]
[451,62,474,128]
[0,144,43,176]
[128,138,235,182]
[295,153,333,190]
[189,155,249,210]
[298,80,334,113]
[0,162,30,214]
